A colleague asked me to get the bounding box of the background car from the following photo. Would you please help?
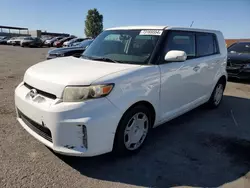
[47,39,93,59]
[7,37,17,45]
[227,42,250,79]
[44,36,64,47]
[53,36,76,48]
[12,37,26,46]
[0,36,10,44]
[40,36,53,46]
[63,37,87,47]
[20,37,43,47]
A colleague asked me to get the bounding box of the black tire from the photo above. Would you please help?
[113,105,152,156]
[207,80,226,108]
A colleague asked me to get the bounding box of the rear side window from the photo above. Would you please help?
[164,31,195,59]
[196,34,219,57]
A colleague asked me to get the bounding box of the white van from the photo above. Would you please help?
[15,26,227,157]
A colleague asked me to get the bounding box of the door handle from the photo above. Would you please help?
[193,66,200,72]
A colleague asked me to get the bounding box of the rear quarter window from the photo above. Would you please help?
[196,34,219,57]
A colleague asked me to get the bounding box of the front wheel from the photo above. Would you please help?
[113,105,151,156]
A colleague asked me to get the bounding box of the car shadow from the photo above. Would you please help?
[56,95,250,188]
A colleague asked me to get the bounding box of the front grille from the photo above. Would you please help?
[18,109,52,142]
[227,69,240,74]
[227,60,246,68]
[24,83,57,100]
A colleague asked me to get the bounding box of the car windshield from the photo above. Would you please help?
[69,38,78,43]
[82,29,162,64]
[78,39,93,48]
[228,43,250,54]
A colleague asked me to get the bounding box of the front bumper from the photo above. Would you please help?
[227,67,250,79]
[21,42,31,46]
[44,43,52,46]
[13,41,21,45]
[15,82,122,156]
[46,54,58,60]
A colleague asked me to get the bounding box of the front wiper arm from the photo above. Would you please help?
[91,57,121,63]
[81,55,92,59]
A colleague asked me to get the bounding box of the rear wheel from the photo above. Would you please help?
[113,105,151,156]
[207,80,225,108]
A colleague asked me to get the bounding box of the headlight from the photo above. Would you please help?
[63,84,114,102]
[244,64,250,68]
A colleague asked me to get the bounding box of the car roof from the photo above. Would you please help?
[106,25,221,34]
[106,26,167,30]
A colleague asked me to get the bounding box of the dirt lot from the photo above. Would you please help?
[0,45,250,188]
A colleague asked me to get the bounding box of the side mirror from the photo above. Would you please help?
[164,50,187,62]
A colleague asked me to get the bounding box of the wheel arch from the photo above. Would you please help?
[218,75,227,87]
[126,101,156,127]
[113,100,156,140]
[112,100,156,152]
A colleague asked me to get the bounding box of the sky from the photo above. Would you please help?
[0,0,249,38]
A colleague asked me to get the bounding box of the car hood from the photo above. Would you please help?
[228,52,250,64]
[24,57,140,98]
[48,47,83,54]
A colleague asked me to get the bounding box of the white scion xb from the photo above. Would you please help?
[15,26,227,157]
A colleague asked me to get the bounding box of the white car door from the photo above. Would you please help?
[195,33,221,98]
[158,30,203,123]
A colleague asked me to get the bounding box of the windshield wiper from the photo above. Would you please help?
[81,55,123,63]
[81,55,92,59]
[90,57,122,63]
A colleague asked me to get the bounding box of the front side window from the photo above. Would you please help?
[82,29,161,64]
[228,43,250,54]
[164,31,195,59]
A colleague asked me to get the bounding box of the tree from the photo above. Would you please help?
[84,8,103,38]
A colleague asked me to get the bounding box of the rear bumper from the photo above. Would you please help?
[15,82,122,156]
[54,43,62,48]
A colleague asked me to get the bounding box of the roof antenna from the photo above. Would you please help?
[190,21,194,27]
